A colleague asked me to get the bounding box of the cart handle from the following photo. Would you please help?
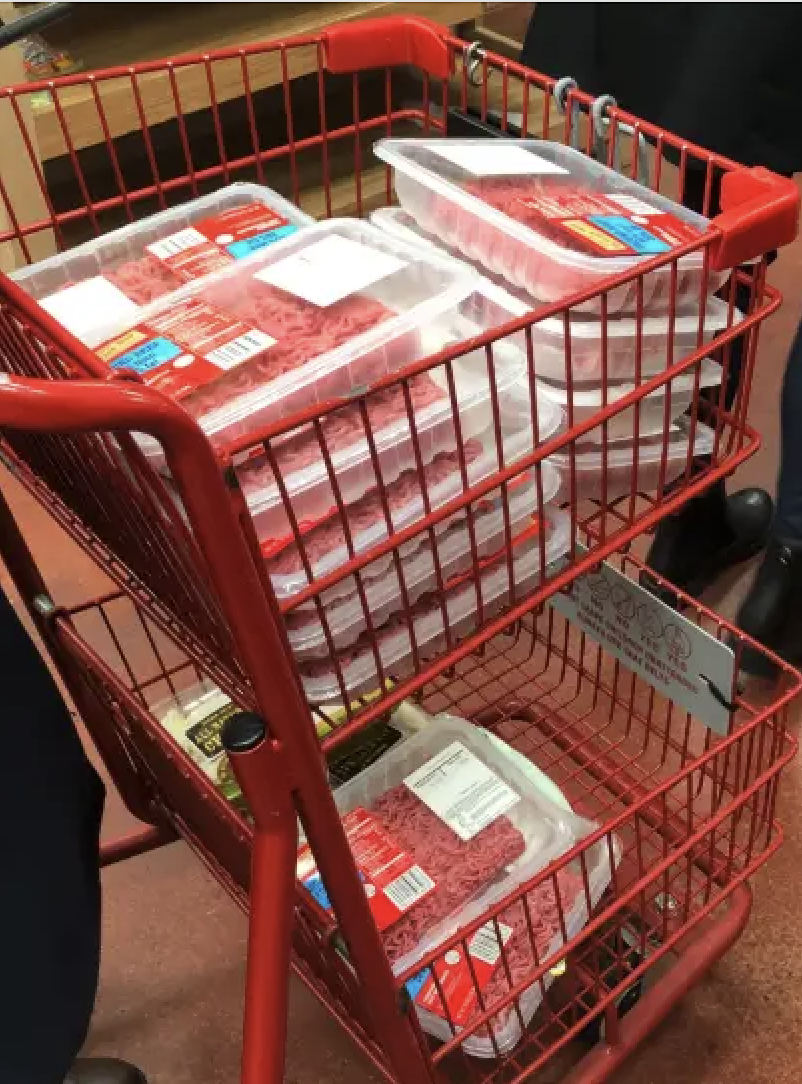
[322,15,452,80]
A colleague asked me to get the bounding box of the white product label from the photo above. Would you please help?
[429,143,569,177]
[206,328,275,370]
[39,276,140,339]
[467,920,515,965]
[254,235,407,307]
[146,227,207,260]
[404,741,520,841]
[605,192,660,217]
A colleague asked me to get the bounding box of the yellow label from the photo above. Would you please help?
[563,219,629,253]
[97,327,148,363]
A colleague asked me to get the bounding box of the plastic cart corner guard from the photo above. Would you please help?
[323,15,453,80]
[713,166,800,270]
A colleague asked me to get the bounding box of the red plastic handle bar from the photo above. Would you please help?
[322,15,453,80]
[711,167,799,270]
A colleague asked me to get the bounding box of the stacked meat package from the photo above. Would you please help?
[23,191,566,704]
[374,139,737,502]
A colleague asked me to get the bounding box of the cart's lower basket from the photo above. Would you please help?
[50,549,797,1084]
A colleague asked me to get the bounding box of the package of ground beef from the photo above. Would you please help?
[14,183,312,342]
[398,716,622,1057]
[298,716,615,1031]
[375,139,730,316]
[284,472,557,659]
[299,509,570,703]
[264,425,559,602]
[370,207,740,384]
[239,334,561,553]
[300,719,576,964]
[89,219,480,456]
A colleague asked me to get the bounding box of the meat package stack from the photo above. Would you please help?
[17,191,567,704]
[374,139,737,503]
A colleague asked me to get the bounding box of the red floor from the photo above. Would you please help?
[4,186,802,1083]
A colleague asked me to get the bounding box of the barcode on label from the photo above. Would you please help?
[206,330,275,369]
[606,193,659,217]
[147,227,207,259]
[383,865,435,911]
[467,921,514,966]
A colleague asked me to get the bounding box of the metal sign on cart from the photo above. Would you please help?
[549,550,736,735]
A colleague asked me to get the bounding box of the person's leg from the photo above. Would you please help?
[734,316,802,672]
[0,587,143,1083]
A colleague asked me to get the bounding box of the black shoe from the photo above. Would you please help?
[643,484,773,606]
[65,1059,147,1084]
[734,537,802,677]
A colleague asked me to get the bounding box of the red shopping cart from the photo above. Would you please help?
[0,14,798,1084]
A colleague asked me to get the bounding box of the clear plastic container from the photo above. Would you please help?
[529,356,721,444]
[374,139,729,314]
[548,420,716,503]
[319,713,600,980]
[370,208,739,384]
[14,183,313,341]
[240,327,560,550]
[88,219,483,457]
[266,425,562,601]
[299,509,570,702]
[284,474,548,658]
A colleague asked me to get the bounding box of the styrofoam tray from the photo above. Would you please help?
[299,509,570,702]
[88,218,482,455]
[16,183,313,341]
[266,425,561,601]
[375,139,729,314]
[284,473,549,657]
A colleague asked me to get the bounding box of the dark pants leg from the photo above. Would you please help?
[774,318,802,541]
[0,588,105,1084]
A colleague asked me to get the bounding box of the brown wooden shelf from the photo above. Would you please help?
[24,2,483,160]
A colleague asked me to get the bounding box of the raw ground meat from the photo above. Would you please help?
[238,372,446,494]
[465,867,584,1036]
[368,784,526,965]
[422,178,710,312]
[162,283,394,422]
[266,439,484,576]
[104,255,180,305]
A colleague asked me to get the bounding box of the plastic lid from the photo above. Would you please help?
[285,472,547,656]
[89,219,482,451]
[266,425,562,601]
[300,509,570,703]
[534,355,722,408]
[375,138,716,276]
[326,705,590,976]
[546,418,716,468]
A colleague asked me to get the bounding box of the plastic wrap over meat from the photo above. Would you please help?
[104,256,180,304]
[370,785,525,964]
